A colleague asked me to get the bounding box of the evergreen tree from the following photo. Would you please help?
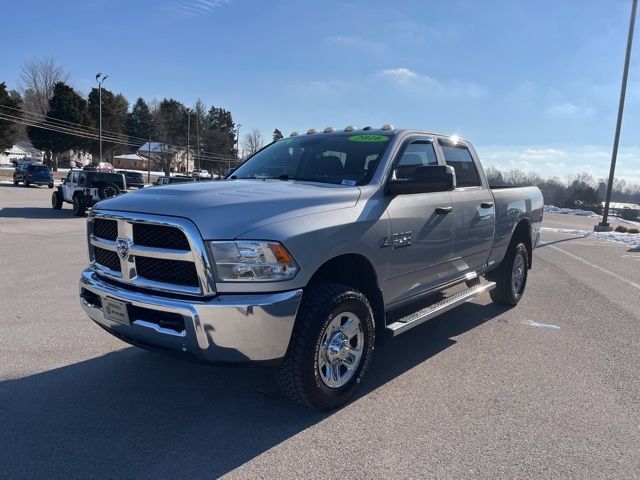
[272,128,283,142]
[27,82,91,170]
[204,106,237,157]
[0,83,21,152]
[126,98,152,142]
[88,87,127,161]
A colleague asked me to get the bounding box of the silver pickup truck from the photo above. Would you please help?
[79,126,543,410]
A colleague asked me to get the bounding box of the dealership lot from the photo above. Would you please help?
[1,184,639,479]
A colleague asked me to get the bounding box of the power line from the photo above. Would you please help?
[0,109,236,161]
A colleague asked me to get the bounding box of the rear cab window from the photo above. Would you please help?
[439,141,482,188]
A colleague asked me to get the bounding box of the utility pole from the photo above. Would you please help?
[236,123,242,162]
[147,134,151,184]
[95,73,108,164]
[596,0,637,231]
[196,113,200,170]
[186,111,191,173]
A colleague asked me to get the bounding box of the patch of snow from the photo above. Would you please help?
[544,204,640,227]
[541,227,640,249]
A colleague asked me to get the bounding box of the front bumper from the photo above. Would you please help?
[79,268,302,364]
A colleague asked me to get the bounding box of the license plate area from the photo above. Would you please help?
[103,297,130,325]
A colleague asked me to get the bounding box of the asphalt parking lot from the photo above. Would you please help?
[1,184,639,479]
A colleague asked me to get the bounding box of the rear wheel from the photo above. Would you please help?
[13,178,18,186]
[51,191,63,210]
[488,242,529,306]
[23,179,29,188]
[48,183,54,189]
[277,283,375,410]
[72,196,86,216]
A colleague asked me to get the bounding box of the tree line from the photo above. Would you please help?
[486,166,640,219]
[0,57,283,173]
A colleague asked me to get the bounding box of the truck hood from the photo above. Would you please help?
[95,179,361,239]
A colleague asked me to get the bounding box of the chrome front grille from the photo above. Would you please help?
[87,211,215,296]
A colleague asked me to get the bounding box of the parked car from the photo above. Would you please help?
[117,170,145,189]
[191,168,212,179]
[79,126,543,410]
[83,162,114,173]
[153,175,196,186]
[52,170,126,216]
[13,163,53,188]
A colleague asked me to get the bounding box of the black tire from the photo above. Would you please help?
[98,183,120,199]
[277,282,375,410]
[488,242,529,306]
[23,180,29,188]
[72,196,86,216]
[48,183,54,189]
[51,191,63,210]
[13,178,18,186]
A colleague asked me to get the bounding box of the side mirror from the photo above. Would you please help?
[387,165,456,195]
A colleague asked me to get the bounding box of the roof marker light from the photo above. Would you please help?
[323,127,336,133]
[344,125,357,132]
[290,131,299,137]
[381,124,394,130]
[307,128,318,134]
[362,126,373,131]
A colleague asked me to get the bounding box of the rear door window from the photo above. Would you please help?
[440,144,481,187]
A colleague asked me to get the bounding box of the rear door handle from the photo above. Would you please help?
[480,202,494,208]
[435,206,453,214]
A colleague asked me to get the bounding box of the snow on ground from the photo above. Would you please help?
[544,205,640,227]
[541,227,640,250]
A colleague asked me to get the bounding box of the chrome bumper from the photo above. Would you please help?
[79,268,302,363]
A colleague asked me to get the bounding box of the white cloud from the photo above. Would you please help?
[544,102,595,119]
[327,35,389,53]
[477,145,640,184]
[379,67,486,99]
[160,0,229,16]
[379,68,419,83]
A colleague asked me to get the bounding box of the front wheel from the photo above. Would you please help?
[72,196,86,216]
[277,283,375,410]
[488,242,529,306]
[13,178,18,186]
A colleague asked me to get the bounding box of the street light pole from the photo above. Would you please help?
[95,73,108,165]
[596,0,637,231]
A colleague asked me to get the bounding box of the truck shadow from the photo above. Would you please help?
[0,301,506,479]
[0,207,79,219]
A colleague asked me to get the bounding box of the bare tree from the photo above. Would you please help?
[242,129,264,157]
[19,57,69,115]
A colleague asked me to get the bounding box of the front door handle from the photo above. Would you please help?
[435,206,453,214]
[480,202,494,208]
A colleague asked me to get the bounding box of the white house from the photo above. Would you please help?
[137,142,191,172]
[0,141,43,165]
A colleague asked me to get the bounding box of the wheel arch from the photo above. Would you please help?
[509,218,533,268]
[307,253,385,335]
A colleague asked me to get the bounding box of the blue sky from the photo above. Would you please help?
[2,0,639,182]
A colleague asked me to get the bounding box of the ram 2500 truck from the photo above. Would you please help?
[79,126,543,410]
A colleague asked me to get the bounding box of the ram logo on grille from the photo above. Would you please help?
[116,238,130,260]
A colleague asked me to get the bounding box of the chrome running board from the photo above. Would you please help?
[385,281,496,337]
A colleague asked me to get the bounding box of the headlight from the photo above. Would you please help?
[208,241,299,281]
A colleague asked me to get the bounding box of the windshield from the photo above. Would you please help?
[230,133,393,185]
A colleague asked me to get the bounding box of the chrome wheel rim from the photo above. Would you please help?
[512,253,525,295]
[317,312,364,388]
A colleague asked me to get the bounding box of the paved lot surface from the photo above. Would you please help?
[1,184,639,479]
